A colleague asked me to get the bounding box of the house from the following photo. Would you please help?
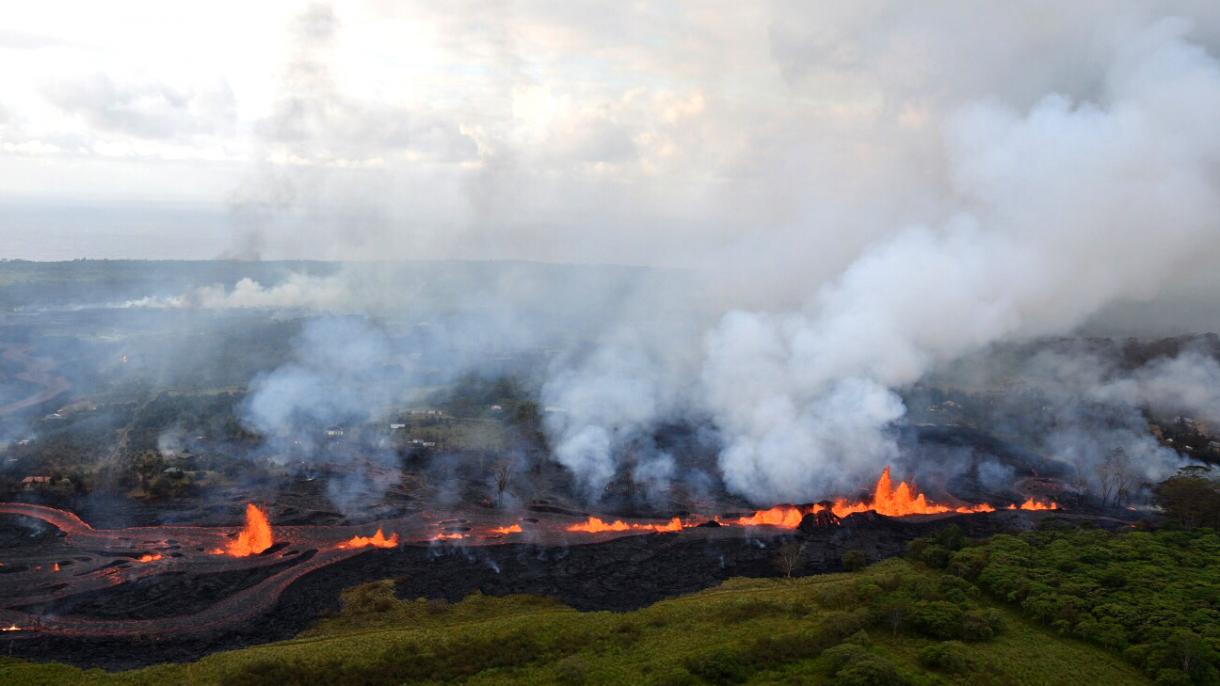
[325,426,345,438]
[390,423,406,430]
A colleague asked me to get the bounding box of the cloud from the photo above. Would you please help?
[41,73,235,140]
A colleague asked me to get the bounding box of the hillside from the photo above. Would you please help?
[0,554,1149,686]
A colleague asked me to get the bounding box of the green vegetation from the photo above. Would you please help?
[923,525,1220,685]
[0,555,1148,685]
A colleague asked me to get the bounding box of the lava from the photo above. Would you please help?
[213,503,274,557]
[736,467,1028,528]
[1012,497,1058,511]
[433,532,467,541]
[865,467,997,517]
[52,563,60,572]
[137,554,163,563]
[490,524,524,535]
[340,528,400,549]
[566,516,691,533]
[736,505,815,528]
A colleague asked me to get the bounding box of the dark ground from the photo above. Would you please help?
[0,508,1136,670]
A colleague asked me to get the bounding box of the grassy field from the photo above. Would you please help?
[0,557,1148,686]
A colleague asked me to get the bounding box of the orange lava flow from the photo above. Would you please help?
[490,524,524,535]
[137,554,163,563]
[213,503,274,557]
[737,467,1007,528]
[433,532,467,541]
[736,505,816,528]
[341,528,400,549]
[1010,497,1058,511]
[52,563,60,572]
[865,467,997,517]
[565,516,691,534]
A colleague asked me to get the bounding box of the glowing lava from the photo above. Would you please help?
[137,554,163,563]
[1011,497,1058,510]
[566,516,691,533]
[490,524,524,535]
[433,532,467,541]
[736,467,1020,528]
[736,505,815,528]
[52,563,60,572]
[213,503,274,557]
[340,528,400,549]
[864,467,997,517]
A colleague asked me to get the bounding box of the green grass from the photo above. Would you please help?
[0,557,1148,685]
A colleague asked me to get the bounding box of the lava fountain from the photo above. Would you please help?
[566,516,691,533]
[340,528,400,549]
[736,467,1057,528]
[214,503,274,557]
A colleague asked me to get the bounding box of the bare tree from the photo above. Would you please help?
[775,541,804,579]
[1097,448,1134,507]
[494,460,513,508]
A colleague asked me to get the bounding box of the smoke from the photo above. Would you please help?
[125,5,1220,509]
[120,274,352,311]
[693,18,1220,504]
[242,316,409,442]
[1092,351,1220,425]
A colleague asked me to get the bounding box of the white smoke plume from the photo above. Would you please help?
[554,16,1220,504]
[122,5,1220,508]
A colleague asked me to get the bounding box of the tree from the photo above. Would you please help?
[1154,469,1220,530]
[775,541,804,579]
[494,460,513,508]
[1097,448,1135,508]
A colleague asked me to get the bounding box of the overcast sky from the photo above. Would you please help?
[2,1,1219,265]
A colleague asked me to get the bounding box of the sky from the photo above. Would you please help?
[2,1,1220,269]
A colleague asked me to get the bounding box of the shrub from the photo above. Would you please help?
[716,598,786,622]
[823,643,872,672]
[910,601,964,640]
[344,581,399,614]
[918,641,976,673]
[685,649,750,685]
[611,620,644,648]
[554,655,590,685]
[1153,669,1193,686]
[947,547,990,580]
[647,666,698,686]
[222,660,313,686]
[824,643,908,686]
[815,585,859,610]
[843,549,868,571]
[918,544,952,569]
[960,610,996,642]
[743,628,833,668]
